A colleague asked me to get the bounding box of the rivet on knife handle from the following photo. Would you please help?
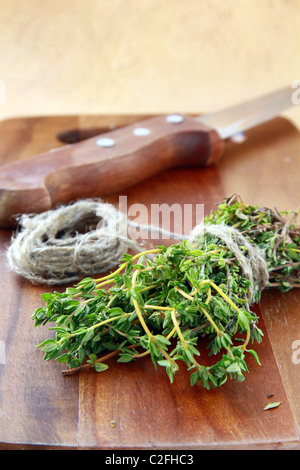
[0,114,223,227]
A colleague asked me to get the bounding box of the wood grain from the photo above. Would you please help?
[0,115,223,228]
[260,289,300,430]
[0,229,79,448]
[0,114,299,449]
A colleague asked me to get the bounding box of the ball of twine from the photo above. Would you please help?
[6,199,269,300]
[6,200,141,285]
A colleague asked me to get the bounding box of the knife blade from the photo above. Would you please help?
[197,86,294,138]
[0,86,296,228]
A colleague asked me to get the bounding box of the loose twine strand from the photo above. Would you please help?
[6,199,268,301]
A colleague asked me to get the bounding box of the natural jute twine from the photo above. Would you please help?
[6,199,269,299]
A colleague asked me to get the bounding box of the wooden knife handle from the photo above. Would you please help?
[0,114,224,227]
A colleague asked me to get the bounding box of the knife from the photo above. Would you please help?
[0,86,295,228]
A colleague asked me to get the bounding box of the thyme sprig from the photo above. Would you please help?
[32,195,300,389]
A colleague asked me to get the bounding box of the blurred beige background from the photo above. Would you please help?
[0,0,300,127]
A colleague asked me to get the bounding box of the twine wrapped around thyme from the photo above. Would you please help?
[7,199,268,304]
[189,223,269,302]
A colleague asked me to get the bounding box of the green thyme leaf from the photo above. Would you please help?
[94,363,109,372]
[264,401,282,411]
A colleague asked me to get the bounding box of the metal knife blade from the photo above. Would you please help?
[197,86,296,139]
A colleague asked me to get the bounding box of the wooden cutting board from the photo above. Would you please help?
[0,114,299,450]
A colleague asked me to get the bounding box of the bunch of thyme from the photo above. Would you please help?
[32,195,300,389]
